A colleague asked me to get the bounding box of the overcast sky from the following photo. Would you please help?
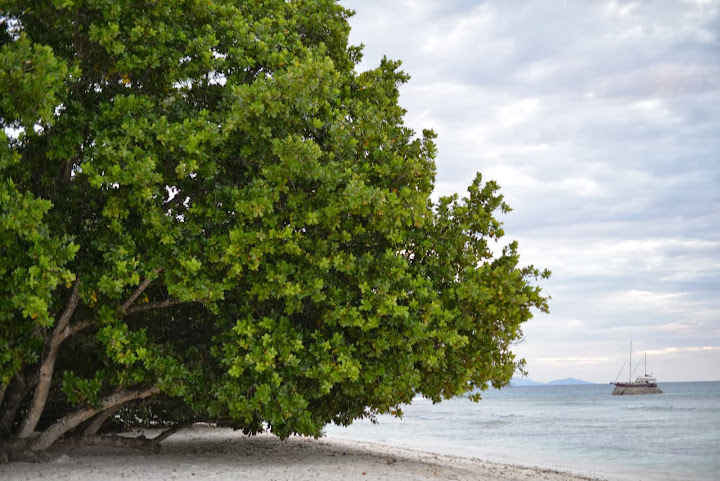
[340,0,720,383]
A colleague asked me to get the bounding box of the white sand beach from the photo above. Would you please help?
[0,425,606,481]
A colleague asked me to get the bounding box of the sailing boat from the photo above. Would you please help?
[611,342,662,395]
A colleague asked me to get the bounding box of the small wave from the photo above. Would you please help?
[487,413,522,418]
[463,419,513,431]
[623,404,675,412]
[622,404,719,413]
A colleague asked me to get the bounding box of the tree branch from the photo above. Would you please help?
[18,282,81,438]
[56,282,82,333]
[122,270,161,312]
[62,319,94,341]
[30,387,160,452]
[125,298,187,315]
[150,420,196,445]
[83,405,122,437]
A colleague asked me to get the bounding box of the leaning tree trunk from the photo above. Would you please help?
[29,387,160,452]
[18,284,82,438]
[17,274,162,443]
[0,373,34,435]
[83,405,123,437]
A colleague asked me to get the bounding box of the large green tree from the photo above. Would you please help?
[0,0,549,458]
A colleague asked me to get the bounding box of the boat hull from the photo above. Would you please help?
[612,384,663,395]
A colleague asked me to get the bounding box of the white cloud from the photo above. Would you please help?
[628,98,682,124]
[646,346,720,355]
[496,98,540,128]
[342,0,720,382]
[535,356,612,365]
[604,1,641,18]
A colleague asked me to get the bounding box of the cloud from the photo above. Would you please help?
[535,356,612,365]
[646,346,720,355]
[342,0,720,382]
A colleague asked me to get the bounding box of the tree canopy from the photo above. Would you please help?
[0,0,549,458]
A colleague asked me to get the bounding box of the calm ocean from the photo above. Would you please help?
[324,382,720,481]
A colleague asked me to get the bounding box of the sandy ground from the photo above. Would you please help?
[0,425,606,481]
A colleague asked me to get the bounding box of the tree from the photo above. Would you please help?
[0,0,549,459]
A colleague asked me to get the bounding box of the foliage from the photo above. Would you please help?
[0,0,549,452]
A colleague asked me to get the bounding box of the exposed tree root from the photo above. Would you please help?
[0,438,51,464]
[53,434,163,453]
[0,420,195,464]
[0,420,194,464]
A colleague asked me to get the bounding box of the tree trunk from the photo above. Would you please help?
[19,274,162,439]
[29,387,160,452]
[55,434,162,453]
[144,419,196,445]
[83,405,123,437]
[18,284,81,438]
[0,373,30,435]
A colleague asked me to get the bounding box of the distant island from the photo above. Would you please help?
[511,377,593,386]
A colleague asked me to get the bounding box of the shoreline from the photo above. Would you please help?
[0,425,607,481]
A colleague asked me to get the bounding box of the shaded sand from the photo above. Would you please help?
[0,425,605,480]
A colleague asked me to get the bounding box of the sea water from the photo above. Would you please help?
[324,382,720,480]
